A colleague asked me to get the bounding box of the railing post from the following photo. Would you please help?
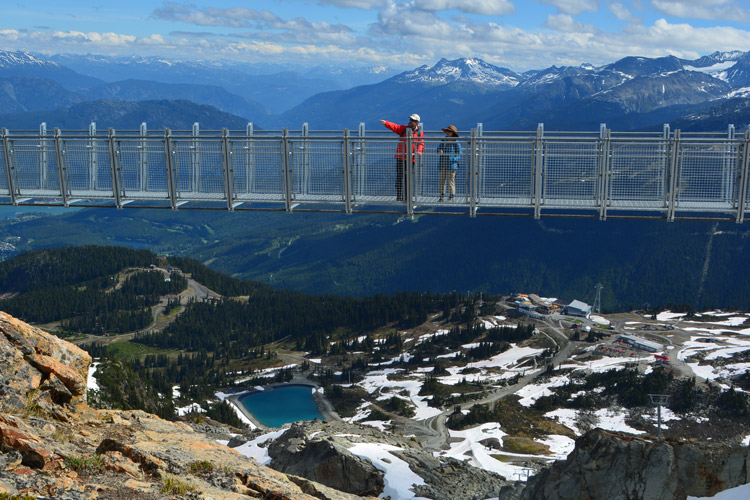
[533,123,545,219]
[221,128,234,210]
[598,124,611,220]
[139,122,148,192]
[737,129,750,223]
[246,122,255,195]
[281,128,293,212]
[191,122,200,193]
[164,128,178,209]
[725,124,735,205]
[88,122,97,190]
[469,128,479,218]
[39,122,47,189]
[302,122,310,196]
[2,128,16,203]
[356,122,366,198]
[343,129,352,214]
[108,128,122,208]
[667,129,681,222]
[406,131,413,215]
[54,128,69,207]
[476,122,484,210]
[662,123,670,207]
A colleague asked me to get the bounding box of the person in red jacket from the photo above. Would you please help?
[380,113,424,201]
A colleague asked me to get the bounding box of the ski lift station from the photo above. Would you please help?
[618,335,663,353]
[565,300,592,318]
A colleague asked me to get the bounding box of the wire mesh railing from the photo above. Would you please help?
[1,122,748,222]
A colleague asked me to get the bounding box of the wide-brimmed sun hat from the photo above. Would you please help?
[441,125,459,136]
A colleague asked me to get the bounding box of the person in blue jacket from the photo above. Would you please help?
[437,125,462,202]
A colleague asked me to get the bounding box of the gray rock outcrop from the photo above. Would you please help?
[513,428,750,500]
[267,419,512,500]
[267,421,387,496]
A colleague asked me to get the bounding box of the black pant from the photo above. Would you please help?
[396,158,408,201]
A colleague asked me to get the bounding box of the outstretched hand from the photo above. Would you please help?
[380,119,386,125]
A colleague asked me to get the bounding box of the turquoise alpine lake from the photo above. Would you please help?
[238,385,324,428]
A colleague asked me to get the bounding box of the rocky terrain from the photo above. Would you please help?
[0,311,376,499]
[261,419,511,500]
[515,429,750,500]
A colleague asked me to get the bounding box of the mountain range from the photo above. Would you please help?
[1,49,749,132]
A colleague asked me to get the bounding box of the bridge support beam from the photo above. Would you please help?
[39,123,48,189]
[533,123,545,219]
[221,128,234,211]
[54,128,69,207]
[406,132,414,217]
[343,129,352,215]
[737,130,750,224]
[281,128,293,212]
[1,128,17,205]
[598,125,611,221]
[469,128,479,218]
[108,128,123,208]
[164,128,178,209]
[667,130,681,222]
[88,122,97,190]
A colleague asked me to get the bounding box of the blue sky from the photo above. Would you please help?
[3,0,750,71]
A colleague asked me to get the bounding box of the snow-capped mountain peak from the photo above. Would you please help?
[0,51,61,69]
[395,57,521,87]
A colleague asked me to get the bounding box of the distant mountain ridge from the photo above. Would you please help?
[0,50,103,90]
[1,49,749,132]
[0,99,251,130]
[277,50,750,131]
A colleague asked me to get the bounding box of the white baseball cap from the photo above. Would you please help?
[409,113,420,122]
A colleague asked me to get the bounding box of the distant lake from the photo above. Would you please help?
[238,385,324,428]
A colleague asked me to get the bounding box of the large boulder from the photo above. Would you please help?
[515,428,750,500]
[268,421,385,496]
[0,311,91,418]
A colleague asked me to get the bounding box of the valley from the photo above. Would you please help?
[8,249,744,468]
[0,247,748,499]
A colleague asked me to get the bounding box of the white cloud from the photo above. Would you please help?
[153,4,277,28]
[623,18,750,52]
[414,0,516,16]
[375,3,456,38]
[651,0,750,22]
[544,13,597,33]
[537,0,600,15]
[3,2,750,73]
[153,3,357,47]
[305,0,389,8]
[608,2,642,22]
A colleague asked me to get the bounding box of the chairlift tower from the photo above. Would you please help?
[649,393,670,440]
[593,283,603,314]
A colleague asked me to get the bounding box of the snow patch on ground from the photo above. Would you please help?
[234,429,287,465]
[688,482,750,499]
[349,442,429,500]
[87,362,100,392]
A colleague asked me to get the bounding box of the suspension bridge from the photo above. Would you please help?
[1,122,748,222]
